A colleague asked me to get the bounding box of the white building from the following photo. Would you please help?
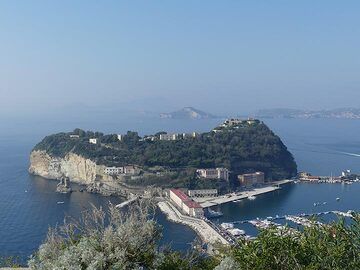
[69,134,80,138]
[188,189,218,197]
[221,118,244,127]
[117,134,123,141]
[89,138,98,144]
[159,133,178,141]
[182,132,199,139]
[169,189,204,218]
[104,167,124,175]
[124,165,139,175]
[196,168,229,181]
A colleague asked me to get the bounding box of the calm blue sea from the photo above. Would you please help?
[0,117,360,263]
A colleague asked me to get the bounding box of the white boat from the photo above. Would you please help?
[57,201,65,204]
[207,208,223,218]
[228,228,245,236]
[248,195,256,200]
[336,197,340,201]
[220,223,234,230]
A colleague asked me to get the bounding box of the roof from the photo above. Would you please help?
[240,172,264,177]
[170,189,202,209]
[170,189,190,202]
[183,200,202,209]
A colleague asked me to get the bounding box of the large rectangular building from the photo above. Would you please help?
[238,172,265,188]
[159,133,178,141]
[196,168,229,181]
[169,189,204,218]
[104,166,124,175]
[188,189,218,197]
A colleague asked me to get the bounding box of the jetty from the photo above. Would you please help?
[333,210,355,218]
[195,179,293,208]
[158,200,230,245]
[115,196,139,209]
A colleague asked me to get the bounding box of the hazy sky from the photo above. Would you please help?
[1,1,359,116]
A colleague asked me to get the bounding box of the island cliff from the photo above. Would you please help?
[29,119,297,191]
[29,151,99,184]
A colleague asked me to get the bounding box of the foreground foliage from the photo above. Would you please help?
[28,201,217,270]
[229,215,360,270]
[29,203,360,270]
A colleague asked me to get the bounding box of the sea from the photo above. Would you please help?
[0,117,359,263]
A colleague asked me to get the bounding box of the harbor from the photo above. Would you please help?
[159,193,357,247]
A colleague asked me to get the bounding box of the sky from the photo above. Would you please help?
[0,1,359,117]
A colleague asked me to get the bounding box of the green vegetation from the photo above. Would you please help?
[227,217,360,270]
[0,256,22,268]
[33,121,297,185]
[28,201,360,270]
[28,201,217,270]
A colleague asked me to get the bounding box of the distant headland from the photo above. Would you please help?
[254,107,360,119]
[159,107,219,120]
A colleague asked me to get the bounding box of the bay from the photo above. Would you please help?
[0,117,359,263]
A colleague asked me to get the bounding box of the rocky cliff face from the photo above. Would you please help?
[29,150,107,185]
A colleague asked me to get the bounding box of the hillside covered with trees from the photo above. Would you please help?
[33,120,297,181]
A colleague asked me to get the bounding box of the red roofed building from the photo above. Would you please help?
[169,189,204,218]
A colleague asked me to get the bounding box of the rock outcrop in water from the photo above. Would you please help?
[29,150,124,195]
[56,177,72,193]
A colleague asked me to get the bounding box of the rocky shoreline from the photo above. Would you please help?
[29,150,134,197]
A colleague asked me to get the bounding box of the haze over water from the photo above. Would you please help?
[0,117,360,263]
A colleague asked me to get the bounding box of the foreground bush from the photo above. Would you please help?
[29,203,359,270]
[229,215,360,270]
[28,200,216,270]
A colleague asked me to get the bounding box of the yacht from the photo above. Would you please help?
[228,228,245,237]
[207,208,223,218]
[248,195,256,200]
[220,223,234,230]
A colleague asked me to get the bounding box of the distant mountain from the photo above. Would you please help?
[160,107,219,120]
[255,108,360,119]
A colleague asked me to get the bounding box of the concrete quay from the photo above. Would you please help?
[158,201,229,245]
[194,179,293,208]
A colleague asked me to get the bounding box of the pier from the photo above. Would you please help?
[195,179,293,208]
[229,210,354,225]
[115,196,139,209]
[158,200,230,245]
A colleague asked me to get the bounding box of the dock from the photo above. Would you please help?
[195,179,293,208]
[158,201,230,245]
[115,196,139,209]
